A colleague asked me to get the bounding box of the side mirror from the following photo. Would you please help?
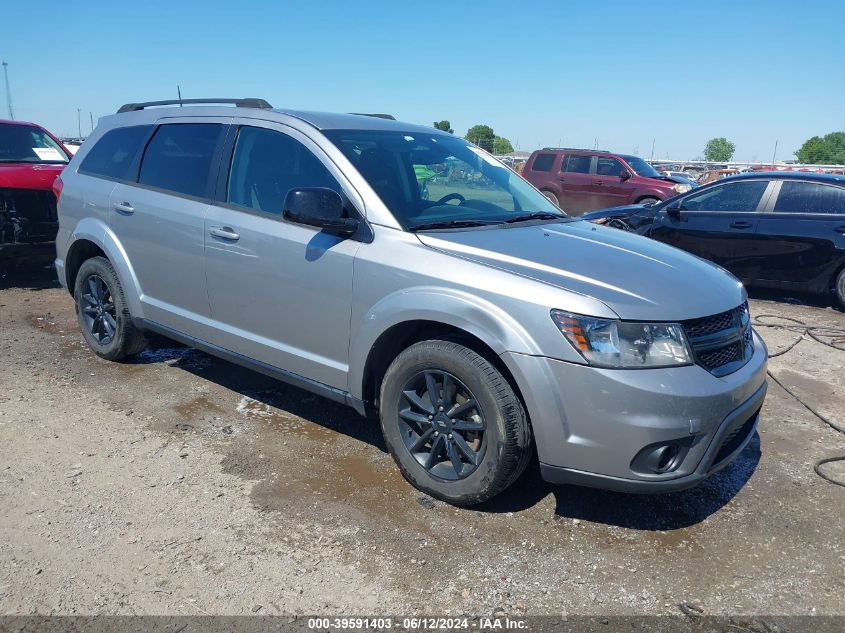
[666,200,683,220]
[619,169,632,181]
[283,188,359,236]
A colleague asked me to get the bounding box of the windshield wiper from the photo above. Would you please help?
[409,219,502,231]
[503,212,566,224]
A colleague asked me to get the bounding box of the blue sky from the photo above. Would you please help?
[3,1,843,161]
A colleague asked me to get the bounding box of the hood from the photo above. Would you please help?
[416,220,745,321]
[0,163,66,190]
[581,204,649,220]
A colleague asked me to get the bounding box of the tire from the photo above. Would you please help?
[541,190,560,207]
[835,268,845,310]
[74,256,146,361]
[637,197,660,206]
[379,339,532,506]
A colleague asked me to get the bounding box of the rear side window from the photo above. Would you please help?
[530,153,555,172]
[773,181,845,215]
[226,126,340,215]
[138,124,224,198]
[79,125,152,180]
[562,155,591,174]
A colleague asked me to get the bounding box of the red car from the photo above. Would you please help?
[522,148,693,215]
[0,119,71,260]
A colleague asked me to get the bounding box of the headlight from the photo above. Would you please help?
[673,183,692,193]
[551,310,692,368]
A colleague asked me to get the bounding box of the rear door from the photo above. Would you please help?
[109,119,229,337]
[752,180,845,289]
[592,156,631,209]
[648,179,774,278]
[557,153,595,215]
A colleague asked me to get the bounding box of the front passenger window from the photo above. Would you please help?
[680,180,769,212]
[227,126,340,215]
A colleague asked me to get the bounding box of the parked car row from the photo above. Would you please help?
[582,172,845,307]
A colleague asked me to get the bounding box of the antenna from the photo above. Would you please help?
[1,61,13,120]
[177,85,183,106]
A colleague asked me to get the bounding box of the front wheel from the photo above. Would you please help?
[637,197,660,206]
[835,268,845,311]
[379,340,532,506]
[74,256,147,361]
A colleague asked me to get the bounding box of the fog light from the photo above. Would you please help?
[631,442,683,475]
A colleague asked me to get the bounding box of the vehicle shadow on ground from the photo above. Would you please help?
[0,258,61,291]
[477,435,761,530]
[747,286,838,311]
[136,337,388,452]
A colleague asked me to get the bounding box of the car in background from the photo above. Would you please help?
[522,148,693,215]
[582,172,845,308]
[660,170,699,187]
[699,168,739,184]
[1,120,71,260]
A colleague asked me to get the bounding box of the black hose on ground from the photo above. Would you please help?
[752,314,845,487]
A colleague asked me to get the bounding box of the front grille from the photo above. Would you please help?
[0,188,58,245]
[713,409,759,466]
[682,302,753,376]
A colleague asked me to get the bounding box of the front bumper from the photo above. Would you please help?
[501,330,768,492]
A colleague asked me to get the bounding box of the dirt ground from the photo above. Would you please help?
[1,261,843,618]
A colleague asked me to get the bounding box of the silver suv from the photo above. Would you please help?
[54,98,768,506]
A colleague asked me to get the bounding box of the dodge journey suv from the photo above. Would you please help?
[55,98,767,506]
[523,148,693,215]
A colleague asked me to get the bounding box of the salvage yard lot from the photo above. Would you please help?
[1,264,843,617]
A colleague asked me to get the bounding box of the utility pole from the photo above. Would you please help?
[77,108,82,138]
[89,112,94,134]
[2,61,13,120]
[650,138,655,161]
[177,85,183,106]
[772,140,778,166]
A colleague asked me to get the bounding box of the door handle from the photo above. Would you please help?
[835,225,845,234]
[112,202,135,215]
[209,226,240,241]
[730,221,753,229]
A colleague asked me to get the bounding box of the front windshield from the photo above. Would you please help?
[0,124,70,164]
[622,155,662,179]
[324,129,565,229]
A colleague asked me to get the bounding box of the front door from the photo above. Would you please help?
[649,179,773,279]
[109,121,228,336]
[592,156,632,209]
[203,123,360,390]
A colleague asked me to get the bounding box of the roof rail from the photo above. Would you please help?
[542,147,611,153]
[116,98,272,114]
[349,112,396,120]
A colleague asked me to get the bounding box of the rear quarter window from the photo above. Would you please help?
[138,124,224,198]
[79,125,152,180]
[530,153,556,172]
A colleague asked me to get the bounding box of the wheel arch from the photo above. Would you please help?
[64,218,144,317]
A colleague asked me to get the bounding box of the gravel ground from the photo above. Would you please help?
[0,262,843,618]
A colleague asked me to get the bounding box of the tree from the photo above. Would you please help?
[465,124,496,153]
[493,136,514,155]
[704,137,736,162]
[433,120,453,134]
[795,131,845,164]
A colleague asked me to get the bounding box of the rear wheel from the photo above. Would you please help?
[74,256,146,361]
[637,197,660,206]
[835,268,845,310]
[379,340,532,506]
